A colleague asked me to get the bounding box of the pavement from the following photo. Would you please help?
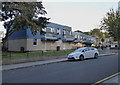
[103,74,120,84]
[94,72,120,84]
[1,58,67,71]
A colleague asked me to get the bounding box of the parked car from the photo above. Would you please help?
[67,47,99,60]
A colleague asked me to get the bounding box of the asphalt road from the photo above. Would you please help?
[2,54,119,83]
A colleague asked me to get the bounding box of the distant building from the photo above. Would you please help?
[72,32,85,49]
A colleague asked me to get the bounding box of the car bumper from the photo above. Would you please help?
[68,57,75,60]
[68,57,75,59]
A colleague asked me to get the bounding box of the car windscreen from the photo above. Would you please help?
[74,48,84,52]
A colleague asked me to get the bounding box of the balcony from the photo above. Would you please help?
[63,35,74,42]
[82,39,96,44]
[41,33,58,41]
[73,38,79,43]
[73,37,85,43]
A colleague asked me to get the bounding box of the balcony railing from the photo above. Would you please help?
[63,35,74,42]
[41,33,58,41]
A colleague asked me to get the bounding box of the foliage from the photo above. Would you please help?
[90,28,103,38]
[83,32,90,35]
[0,2,49,51]
[103,32,110,38]
[75,28,105,39]
[101,38,105,43]
[101,9,120,42]
[74,30,84,33]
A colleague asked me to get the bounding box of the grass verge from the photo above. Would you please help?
[1,50,74,58]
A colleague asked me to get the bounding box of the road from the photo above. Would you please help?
[2,54,118,83]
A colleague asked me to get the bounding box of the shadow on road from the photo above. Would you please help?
[66,58,96,62]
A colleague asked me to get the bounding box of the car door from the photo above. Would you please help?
[89,47,95,57]
[83,48,91,58]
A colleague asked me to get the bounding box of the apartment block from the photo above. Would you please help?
[8,22,74,51]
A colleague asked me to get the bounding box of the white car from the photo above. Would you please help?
[68,47,99,60]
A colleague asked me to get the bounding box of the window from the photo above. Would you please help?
[85,48,89,51]
[84,49,88,51]
[46,27,54,33]
[70,31,72,35]
[78,35,80,39]
[51,27,54,33]
[63,30,66,34]
[33,39,37,45]
[90,47,94,50]
[63,30,66,36]
[75,35,78,38]
[57,28,61,34]
[80,36,82,40]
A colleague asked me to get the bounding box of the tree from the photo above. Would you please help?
[74,30,84,33]
[0,2,49,51]
[101,9,120,49]
[83,32,90,35]
[104,32,110,38]
[90,28,103,39]
[101,38,105,43]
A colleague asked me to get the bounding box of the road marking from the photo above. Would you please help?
[92,72,120,85]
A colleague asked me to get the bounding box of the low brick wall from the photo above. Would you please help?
[2,54,68,65]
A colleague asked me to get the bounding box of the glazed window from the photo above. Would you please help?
[69,31,72,35]
[75,35,78,38]
[57,28,61,34]
[51,27,54,33]
[78,35,79,38]
[33,39,37,46]
[64,30,66,34]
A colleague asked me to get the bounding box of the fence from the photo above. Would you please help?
[1,50,74,65]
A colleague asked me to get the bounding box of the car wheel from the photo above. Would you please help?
[79,55,84,61]
[94,53,98,59]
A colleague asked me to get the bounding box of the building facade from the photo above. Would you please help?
[8,22,74,51]
[8,22,96,52]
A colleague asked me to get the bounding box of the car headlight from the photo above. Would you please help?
[75,55,79,58]
[68,55,73,57]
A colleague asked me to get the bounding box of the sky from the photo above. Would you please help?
[42,1,119,32]
[0,0,119,33]
[42,0,119,2]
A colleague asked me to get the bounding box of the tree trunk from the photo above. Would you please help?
[2,37,8,52]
